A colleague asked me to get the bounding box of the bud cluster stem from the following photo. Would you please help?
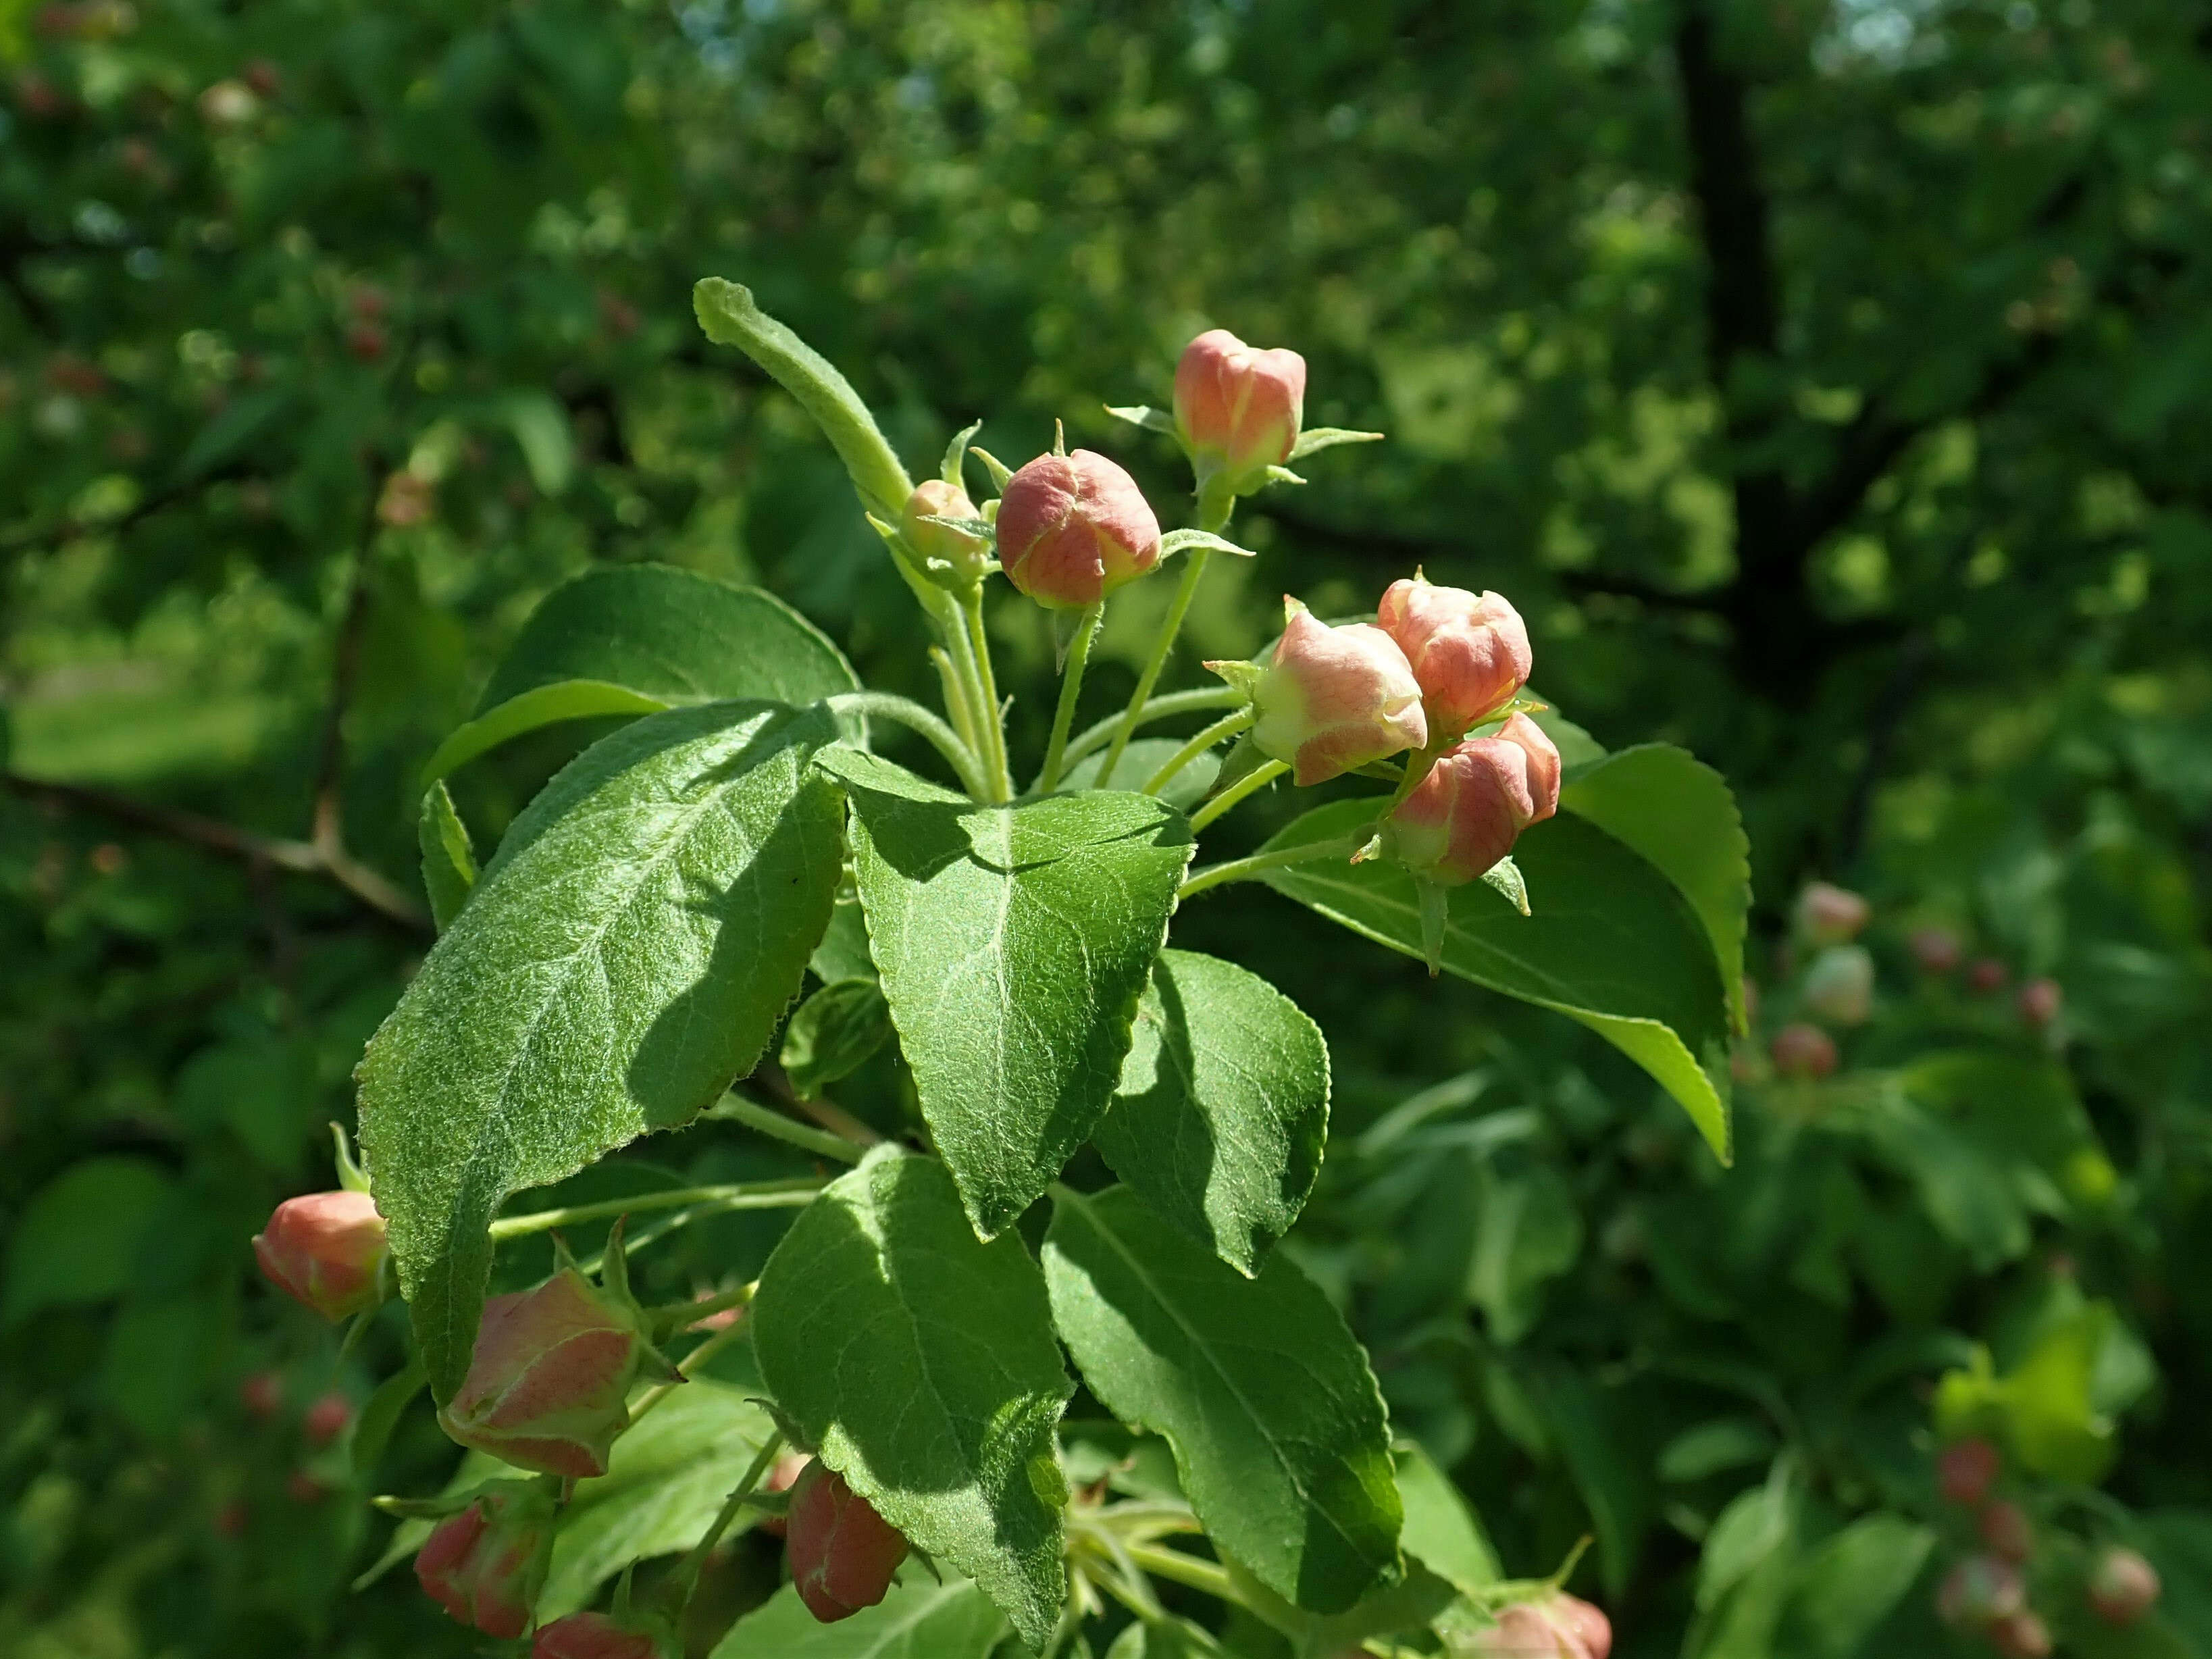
[1186,759,1289,833]
[959,590,1014,801]
[488,1178,825,1241]
[1141,710,1254,796]
[1178,834,1363,900]
[1096,487,1235,785]
[823,692,988,799]
[675,1429,785,1611]
[1062,687,1243,771]
[1039,603,1107,793]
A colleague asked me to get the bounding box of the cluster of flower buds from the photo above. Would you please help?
[253,1188,388,1320]
[2088,1545,2161,1627]
[1466,1591,1611,1658]
[415,1482,556,1640]
[532,1611,664,1658]
[785,1459,912,1623]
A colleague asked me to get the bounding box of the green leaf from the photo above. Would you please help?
[1561,744,1752,1033]
[1934,1300,2129,1482]
[417,781,478,931]
[421,680,673,786]
[781,978,894,1098]
[1286,427,1385,460]
[2,1157,172,1325]
[1535,1362,1653,1598]
[1042,1185,1402,1615]
[694,279,916,519]
[811,892,877,984]
[351,1360,427,1479]
[360,700,846,1399]
[496,389,575,494]
[1257,802,1732,1160]
[1106,1616,1230,1658]
[1393,1442,1501,1597]
[1465,1157,1583,1344]
[819,748,1193,1235]
[1776,1513,1936,1659]
[1092,949,1329,1275]
[713,1577,1008,1659]
[750,1148,1073,1649]
[1103,403,1179,436]
[541,1381,777,1619]
[1054,737,1220,811]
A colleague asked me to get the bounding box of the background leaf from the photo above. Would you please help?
[750,1148,1073,1649]
[712,1577,1008,1659]
[417,781,477,931]
[821,747,1192,1235]
[1042,1185,1402,1615]
[780,978,894,1098]
[1092,948,1329,1275]
[360,701,845,1398]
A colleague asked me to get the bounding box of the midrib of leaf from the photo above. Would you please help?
[1063,1193,1379,1564]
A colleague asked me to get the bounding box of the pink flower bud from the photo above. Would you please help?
[995,449,1161,609]
[1376,576,1533,737]
[2088,1546,2160,1625]
[1967,958,2009,994]
[1246,601,1426,786]
[1173,328,1306,492]
[1936,1437,2001,1507]
[1769,1023,1838,1079]
[436,1268,647,1478]
[303,1390,352,1447]
[1979,1500,2034,1562]
[1466,1593,1611,1658]
[1381,715,1561,885]
[1801,946,1874,1025]
[787,1460,910,1623]
[900,478,990,584]
[415,1485,552,1640]
[1910,926,1962,973]
[1795,882,1870,944]
[239,1370,285,1421]
[1988,1610,2052,1659]
[2017,977,2061,1029]
[252,1190,388,1321]
[532,1611,662,1659]
[1937,1554,2026,1629]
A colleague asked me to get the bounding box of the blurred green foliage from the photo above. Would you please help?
[2,0,2208,1655]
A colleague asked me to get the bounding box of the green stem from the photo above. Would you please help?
[1098,547,1212,787]
[677,1429,784,1606]
[1124,1541,1250,1609]
[1186,759,1289,833]
[630,1311,751,1425]
[709,1094,867,1165]
[929,644,982,774]
[1141,710,1253,796]
[647,1281,756,1335]
[1178,834,1362,900]
[1062,686,1242,770]
[490,1179,823,1240]
[825,692,987,799]
[1038,602,1105,793]
[962,589,1012,802]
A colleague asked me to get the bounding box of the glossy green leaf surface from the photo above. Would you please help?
[1093,949,1329,1275]
[1043,1185,1402,1615]
[750,1148,1073,1649]
[1256,801,1732,1160]
[360,701,846,1398]
[819,747,1192,1235]
[713,1577,1008,1659]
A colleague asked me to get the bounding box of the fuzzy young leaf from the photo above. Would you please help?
[417,782,477,931]
[713,1577,1008,1659]
[818,747,1193,1236]
[1093,949,1329,1275]
[359,701,846,1399]
[750,1148,1073,1649]
[781,978,893,1098]
[1258,803,1732,1161]
[1043,1185,1403,1615]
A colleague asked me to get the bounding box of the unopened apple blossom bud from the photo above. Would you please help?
[1910,926,1962,973]
[2017,977,2062,1029]
[1381,715,1561,885]
[303,1391,352,1447]
[1801,945,1874,1025]
[1466,1593,1612,1658]
[1376,576,1533,737]
[532,1611,663,1659]
[1988,1610,2053,1659]
[2088,1546,2160,1626]
[1795,881,1870,944]
[1936,1437,2001,1507]
[253,1190,387,1321]
[757,1449,813,1539]
[415,1484,554,1640]
[900,478,990,585]
[1243,601,1426,786]
[436,1267,650,1478]
[239,1370,285,1420]
[1980,1500,2033,1562]
[995,449,1161,609]
[787,1460,910,1623]
[1968,958,2009,994]
[1770,1023,1837,1079]
[1173,328,1306,494]
[1937,1554,2026,1629]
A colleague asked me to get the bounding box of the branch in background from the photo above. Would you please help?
[1834,633,1934,871]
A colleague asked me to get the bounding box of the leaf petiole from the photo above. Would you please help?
[708,1093,867,1164]
[824,691,989,800]
[675,1428,784,1608]
[1141,710,1254,796]
[488,1177,825,1240]
[1177,834,1364,900]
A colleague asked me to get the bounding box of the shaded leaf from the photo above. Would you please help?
[781,978,894,1098]
[713,1577,1008,1659]
[417,780,477,931]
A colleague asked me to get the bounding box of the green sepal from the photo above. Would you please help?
[969,445,1014,492]
[1287,427,1386,461]
[1104,403,1179,436]
[942,417,985,487]
[1479,857,1530,917]
[1417,879,1449,977]
[1160,529,1258,561]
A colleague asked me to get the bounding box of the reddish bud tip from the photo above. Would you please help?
[345,322,386,362]
[787,1461,911,1623]
[238,1370,286,1421]
[415,1486,553,1640]
[2017,977,2062,1029]
[436,1269,644,1478]
[1936,1437,2001,1507]
[1909,926,1963,973]
[1801,945,1874,1026]
[252,1190,387,1321]
[1173,328,1306,494]
[1381,715,1560,886]
[1769,1023,1838,1079]
[2088,1546,2160,1626]
[1465,1593,1611,1658]
[1795,882,1870,943]
[532,1612,662,1659]
[1979,1500,2034,1563]
[303,1391,352,1447]
[996,449,1161,609]
[1251,602,1426,786]
[1376,576,1533,738]
[1967,958,2009,994]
